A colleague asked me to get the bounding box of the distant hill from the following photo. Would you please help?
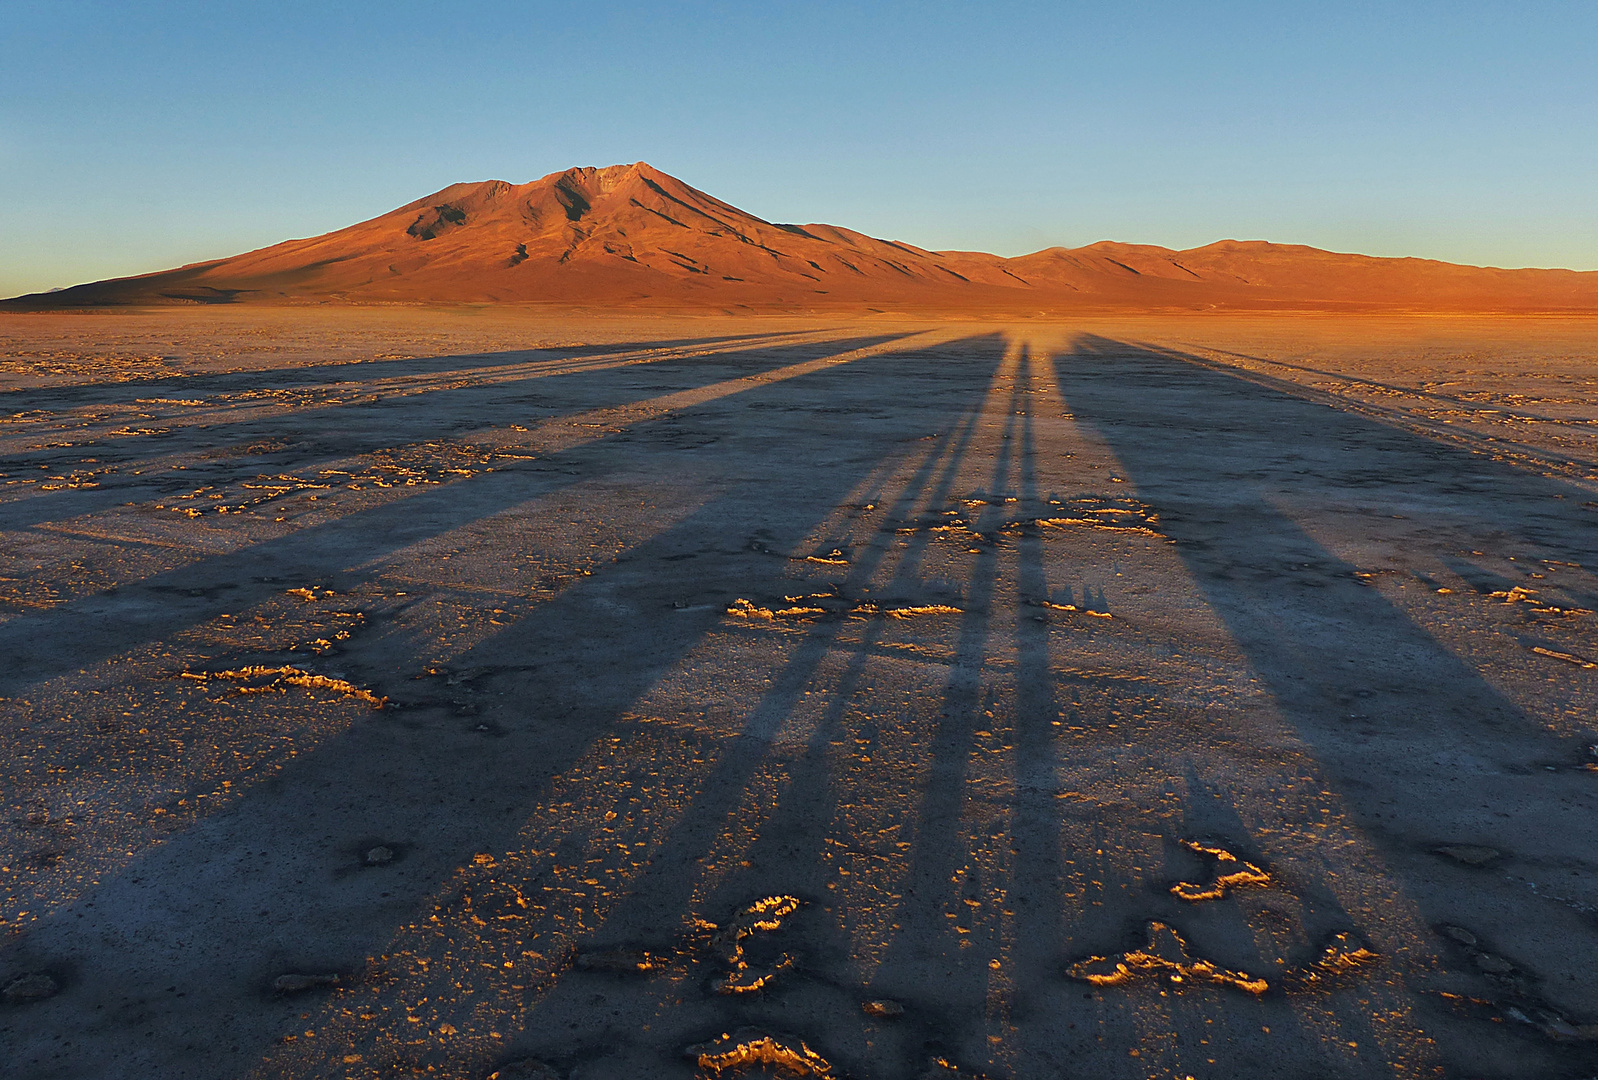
[8,162,1598,313]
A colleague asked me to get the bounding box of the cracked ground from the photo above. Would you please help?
[2,308,1597,1079]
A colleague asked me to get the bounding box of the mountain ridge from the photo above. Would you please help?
[9,162,1598,313]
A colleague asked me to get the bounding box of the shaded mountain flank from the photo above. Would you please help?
[9,162,1598,313]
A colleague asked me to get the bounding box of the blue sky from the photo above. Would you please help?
[3,1,1595,297]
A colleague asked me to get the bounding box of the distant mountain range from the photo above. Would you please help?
[9,163,1598,313]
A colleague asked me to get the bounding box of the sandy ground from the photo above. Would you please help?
[1,308,1596,1079]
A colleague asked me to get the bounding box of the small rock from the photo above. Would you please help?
[273,972,340,993]
[364,846,394,866]
[1473,953,1515,975]
[1439,925,1479,947]
[862,998,905,1018]
[2,973,59,1003]
[1433,844,1501,867]
[488,1059,562,1080]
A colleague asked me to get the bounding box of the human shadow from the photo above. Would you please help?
[0,329,812,405]
[1189,343,1598,476]
[0,331,900,534]
[0,331,1007,1079]
[0,333,914,690]
[505,339,1027,1076]
[1049,335,1598,1074]
[403,335,1012,1076]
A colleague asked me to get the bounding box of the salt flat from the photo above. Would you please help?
[1,309,1596,1079]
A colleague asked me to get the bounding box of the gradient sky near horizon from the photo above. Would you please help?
[3,1,1596,298]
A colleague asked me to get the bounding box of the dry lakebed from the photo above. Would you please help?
[1,308,1596,1079]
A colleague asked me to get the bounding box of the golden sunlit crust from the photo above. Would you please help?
[1067,921,1271,995]
[703,895,805,995]
[919,1056,995,1079]
[688,1028,832,1076]
[1293,932,1381,985]
[725,598,828,621]
[724,596,965,623]
[178,665,388,708]
[1169,838,1272,902]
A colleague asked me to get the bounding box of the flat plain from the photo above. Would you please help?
[1,308,1596,1079]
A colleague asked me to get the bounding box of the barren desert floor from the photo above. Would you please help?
[1,308,1597,1080]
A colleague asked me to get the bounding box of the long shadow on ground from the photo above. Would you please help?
[0,333,1007,1080]
[0,332,898,534]
[0,333,911,690]
[1051,335,1598,1077]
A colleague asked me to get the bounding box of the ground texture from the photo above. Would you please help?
[1,309,1597,1079]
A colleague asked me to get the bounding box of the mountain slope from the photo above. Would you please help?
[10,163,1598,313]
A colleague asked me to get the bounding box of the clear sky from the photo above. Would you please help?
[3,1,1596,298]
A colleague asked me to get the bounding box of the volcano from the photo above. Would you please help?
[9,162,1598,313]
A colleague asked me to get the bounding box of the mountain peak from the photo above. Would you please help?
[8,164,1598,312]
[540,161,659,193]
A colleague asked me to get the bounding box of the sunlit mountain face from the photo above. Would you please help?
[10,163,1598,313]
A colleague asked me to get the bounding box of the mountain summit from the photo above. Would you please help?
[11,163,1598,312]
